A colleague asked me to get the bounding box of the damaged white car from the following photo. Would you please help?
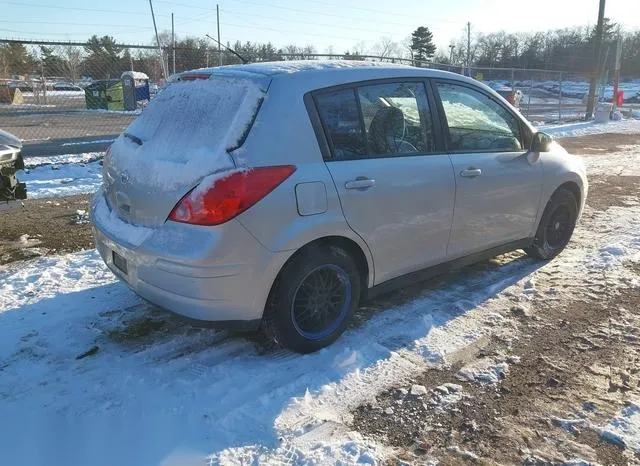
[0,129,27,203]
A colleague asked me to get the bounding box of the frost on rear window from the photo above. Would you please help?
[108,77,266,190]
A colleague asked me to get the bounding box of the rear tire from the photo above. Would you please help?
[262,245,361,353]
[525,188,578,260]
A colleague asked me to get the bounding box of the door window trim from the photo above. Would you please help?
[430,78,530,155]
[305,77,448,161]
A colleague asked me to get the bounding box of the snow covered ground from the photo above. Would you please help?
[542,119,640,138]
[2,127,639,464]
[21,90,85,99]
[18,152,104,199]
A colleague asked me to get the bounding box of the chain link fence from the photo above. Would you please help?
[1,39,594,156]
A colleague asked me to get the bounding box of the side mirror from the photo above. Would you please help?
[531,132,553,153]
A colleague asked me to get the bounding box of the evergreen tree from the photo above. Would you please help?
[39,46,65,76]
[0,43,36,76]
[410,27,436,63]
[84,35,123,79]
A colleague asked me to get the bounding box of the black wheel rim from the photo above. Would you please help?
[545,205,572,248]
[291,264,352,341]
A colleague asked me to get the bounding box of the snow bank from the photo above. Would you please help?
[22,90,85,98]
[108,77,266,191]
[23,152,103,168]
[542,119,640,138]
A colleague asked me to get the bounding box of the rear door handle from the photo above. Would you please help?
[345,178,376,190]
[460,168,482,178]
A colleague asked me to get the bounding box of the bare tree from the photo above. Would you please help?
[324,45,335,58]
[402,35,414,63]
[373,36,400,59]
[302,44,316,57]
[282,45,307,60]
[352,41,368,57]
[62,46,83,83]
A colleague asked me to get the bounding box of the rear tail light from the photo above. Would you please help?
[168,165,296,226]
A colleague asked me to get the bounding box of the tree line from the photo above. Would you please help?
[440,19,640,77]
[1,19,639,83]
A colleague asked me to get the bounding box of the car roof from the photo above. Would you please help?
[191,60,470,84]
[179,60,507,106]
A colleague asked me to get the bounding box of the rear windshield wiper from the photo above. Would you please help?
[124,132,143,146]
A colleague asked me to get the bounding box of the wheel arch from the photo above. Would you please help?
[534,173,586,236]
[533,178,583,238]
[264,235,372,315]
[556,180,582,206]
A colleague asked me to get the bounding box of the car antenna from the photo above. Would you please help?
[205,34,248,64]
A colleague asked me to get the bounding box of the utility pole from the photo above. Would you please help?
[585,0,606,119]
[466,22,471,77]
[148,0,167,80]
[217,4,222,66]
[171,13,176,75]
[612,35,622,110]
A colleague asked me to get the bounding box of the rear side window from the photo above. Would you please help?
[314,81,435,160]
[358,82,433,155]
[314,89,367,160]
[436,82,522,153]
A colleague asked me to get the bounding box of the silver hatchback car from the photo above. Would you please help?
[91,61,587,353]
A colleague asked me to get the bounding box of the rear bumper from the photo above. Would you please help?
[91,194,290,323]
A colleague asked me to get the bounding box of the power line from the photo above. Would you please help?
[217,20,377,42]
[159,0,454,30]
[0,1,171,17]
[0,19,155,30]
[0,28,153,38]
[218,7,451,36]
[300,0,460,23]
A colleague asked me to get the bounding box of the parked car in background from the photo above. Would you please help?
[493,85,524,108]
[91,61,587,353]
[7,80,33,92]
[52,83,83,92]
[0,129,26,203]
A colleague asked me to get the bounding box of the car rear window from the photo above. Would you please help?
[125,76,265,160]
[109,76,267,189]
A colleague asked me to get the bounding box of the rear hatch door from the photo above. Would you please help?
[103,73,269,227]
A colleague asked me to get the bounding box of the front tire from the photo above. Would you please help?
[525,188,578,260]
[262,245,361,353]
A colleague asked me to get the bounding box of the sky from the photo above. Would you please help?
[0,0,639,55]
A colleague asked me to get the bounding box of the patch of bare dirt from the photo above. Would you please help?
[558,133,640,155]
[0,194,93,265]
[352,286,640,465]
[587,176,640,211]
